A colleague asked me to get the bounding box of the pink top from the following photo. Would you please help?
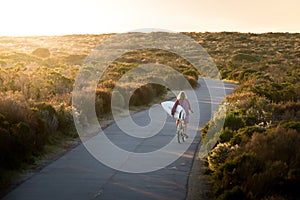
[171,99,192,123]
[178,99,191,114]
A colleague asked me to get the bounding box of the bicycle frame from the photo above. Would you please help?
[176,119,186,143]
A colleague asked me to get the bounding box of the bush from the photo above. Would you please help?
[208,143,235,171]
[213,153,261,198]
[281,121,300,132]
[0,92,31,124]
[0,119,46,170]
[95,88,112,116]
[273,101,300,122]
[238,126,266,138]
[229,133,242,146]
[0,96,73,171]
[129,83,166,106]
[212,126,300,199]
[231,53,260,62]
[62,54,86,65]
[34,102,58,133]
[182,69,199,80]
[32,48,50,58]
[224,111,245,131]
[98,79,116,90]
[186,76,199,88]
[228,126,266,145]
[219,127,234,143]
[246,126,300,168]
[56,104,75,136]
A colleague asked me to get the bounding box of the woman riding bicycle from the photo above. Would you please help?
[171,91,193,138]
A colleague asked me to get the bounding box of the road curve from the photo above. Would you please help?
[2,78,236,200]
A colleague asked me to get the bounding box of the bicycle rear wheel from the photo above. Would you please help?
[177,122,185,143]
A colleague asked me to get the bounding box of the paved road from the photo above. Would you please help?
[2,78,236,200]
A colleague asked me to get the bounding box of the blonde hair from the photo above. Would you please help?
[177,91,187,100]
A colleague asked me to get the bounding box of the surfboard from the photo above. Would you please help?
[161,101,186,120]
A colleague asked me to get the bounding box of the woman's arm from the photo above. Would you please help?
[171,100,179,117]
[187,100,193,113]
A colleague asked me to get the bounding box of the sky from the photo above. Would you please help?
[0,0,300,36]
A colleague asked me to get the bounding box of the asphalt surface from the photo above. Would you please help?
[2,78,236,200]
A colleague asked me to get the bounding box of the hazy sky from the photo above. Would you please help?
[1,0,299,36]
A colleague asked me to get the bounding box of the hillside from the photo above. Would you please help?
[187,32,300,200]
[0,33,199,193]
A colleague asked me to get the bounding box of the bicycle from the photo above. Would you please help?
[176,119,186,143]
[176,110,187,143]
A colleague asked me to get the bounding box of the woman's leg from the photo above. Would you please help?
[184,117,189,138]
[183,123,188,138]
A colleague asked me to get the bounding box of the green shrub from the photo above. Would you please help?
[231,53,260,62]
[273,101,300,122]
[34,102,58,133]
[219,127,234,143]
[0,92,31,124]
[228,126,266,145]
[98,79,116,90]
[213,153,261,198]
[56,104,75,136]
[238,126,266,138]
[245,126,300,166]
[229,133,246,146]
[237,69,257,82]
[95,88,112,116]
[224,111,245,131]
[211,126,300,199]
[281,121,300,132]
[0,97,59,170]
[208,143,234,171]
[129,83,166,106]
[182,69,199,80]
[186,76,199,88]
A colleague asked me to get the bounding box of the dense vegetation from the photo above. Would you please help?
[190,32,300,200]
[0,34,199,192]
[1,32,299,199]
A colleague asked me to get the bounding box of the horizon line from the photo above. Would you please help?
[0,29,300,37]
